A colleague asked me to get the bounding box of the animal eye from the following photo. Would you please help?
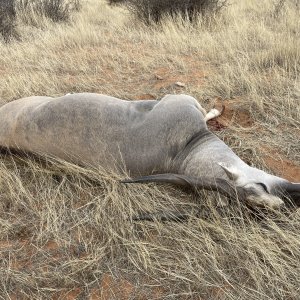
[256,183,270,194]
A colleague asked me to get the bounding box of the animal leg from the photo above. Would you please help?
[131,210,193,222]
[204,105,225,122]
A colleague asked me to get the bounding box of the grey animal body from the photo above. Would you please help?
[0,93,299,209]
[0,93,207,174]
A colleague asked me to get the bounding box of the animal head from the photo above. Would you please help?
[122,170,300,210]
[217,163,288,209]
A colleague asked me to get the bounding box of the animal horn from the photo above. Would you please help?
[121,173,246,201]
[285,182,300,193]
[121,173,193,186]
[282,182,300,206]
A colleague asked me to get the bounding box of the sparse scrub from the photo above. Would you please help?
[0,0,19,42]
[0,0,81,42]
[272,0,300,18]
[125,0,228,24]
[17,0,81,23]
[0,0,299,298]
[107,0,126,5]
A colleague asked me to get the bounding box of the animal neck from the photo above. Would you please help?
[176,131,286,190]
[178,133,244,177]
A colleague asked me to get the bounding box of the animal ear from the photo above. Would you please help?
[218,163,242,182]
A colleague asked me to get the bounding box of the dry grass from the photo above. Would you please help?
[0,0,300,298]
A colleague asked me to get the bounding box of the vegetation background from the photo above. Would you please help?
[0,0,299,298]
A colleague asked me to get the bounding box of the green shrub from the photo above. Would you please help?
[0,0,19,42]
[107,0,126,5]
[125,0,228,24]
[17,0,81,23]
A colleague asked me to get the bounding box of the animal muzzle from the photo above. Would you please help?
[246,194,285,210]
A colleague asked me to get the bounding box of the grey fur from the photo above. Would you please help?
[0,93,299,208]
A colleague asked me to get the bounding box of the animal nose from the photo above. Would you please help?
[271,198,285,210]
[247,195,285,210]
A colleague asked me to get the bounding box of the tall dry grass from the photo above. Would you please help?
[0,0,300,298]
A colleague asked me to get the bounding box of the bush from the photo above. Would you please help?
[17,0,81,23]
[107,0,126,5]
[125,0,228,24]
[0,0,81,42]
[272,0,300,18]
[0,0,19,42]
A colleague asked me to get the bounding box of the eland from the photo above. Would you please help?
[0,93,299,209]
